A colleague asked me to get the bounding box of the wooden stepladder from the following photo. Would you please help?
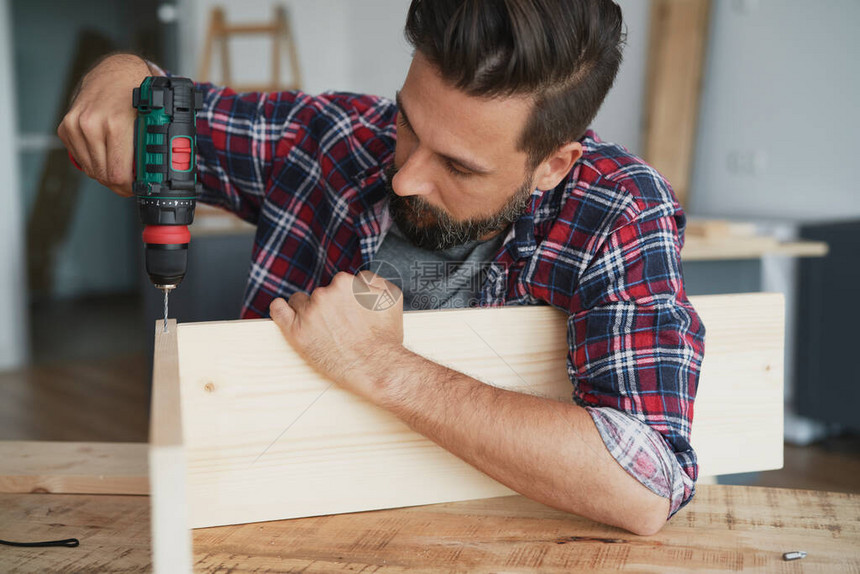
[197,5,302,93]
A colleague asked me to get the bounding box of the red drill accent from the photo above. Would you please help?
[68,151,82,171]
[171,137,192,171]
[142,225,191,245]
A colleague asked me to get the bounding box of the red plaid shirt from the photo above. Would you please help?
[193,84,706,516]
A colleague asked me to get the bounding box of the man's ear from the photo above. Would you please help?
[532,142,583,191]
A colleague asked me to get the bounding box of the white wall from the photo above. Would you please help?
[690,0,860,221]
[0,0,27,369]
[343,0,412,99]
[591,0,651,155]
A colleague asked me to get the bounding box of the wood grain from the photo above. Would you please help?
[0,493,151,573]
[149,319,192,573]
[150,320,183,450]
[0,441,147,495]
[170,294,783,530]
[3,485,857,573]
[690,293,784,476]
[192,486,860,573]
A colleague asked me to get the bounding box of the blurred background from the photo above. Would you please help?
[0,0,857,493]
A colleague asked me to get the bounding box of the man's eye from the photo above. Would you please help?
[444,160,471,178]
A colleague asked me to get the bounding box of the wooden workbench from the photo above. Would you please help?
[1,485,857,573]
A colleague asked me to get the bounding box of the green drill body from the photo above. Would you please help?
[132,76,202,329]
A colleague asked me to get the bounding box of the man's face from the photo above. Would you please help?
[389,52,536,251]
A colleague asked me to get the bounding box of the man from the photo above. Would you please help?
[59,0,704,535]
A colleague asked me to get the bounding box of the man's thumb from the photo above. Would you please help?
[269,297,296,329]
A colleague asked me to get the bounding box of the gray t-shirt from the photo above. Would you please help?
[372,222,506,311]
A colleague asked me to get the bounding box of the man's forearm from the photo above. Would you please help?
[268,277,673,534]
[370,346,671,535]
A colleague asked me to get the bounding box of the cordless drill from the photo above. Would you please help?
[132,76,203,329]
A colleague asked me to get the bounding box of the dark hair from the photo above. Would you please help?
[405,0,625,168]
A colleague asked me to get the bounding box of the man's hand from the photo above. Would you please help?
[269,271,405,402]
[57,54,155,197]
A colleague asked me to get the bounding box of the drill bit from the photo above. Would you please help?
[157,285,176,333]
[163,288,169,333]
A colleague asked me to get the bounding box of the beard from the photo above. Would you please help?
[385,164,534,251]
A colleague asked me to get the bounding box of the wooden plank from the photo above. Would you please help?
[682,236,829,261]
[768,241,830,258]
[169,293,783,530]
[690,294,783,476]
[150,321,183,449]
[222,24,280,35]
[176,310,552,529]
[149,319,192,573]
[643,0,711,207]
[4,486,858,572]
[0,441,147,495]
[685,219,757,239]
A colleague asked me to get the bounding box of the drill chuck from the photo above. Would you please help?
[142,225,191,287]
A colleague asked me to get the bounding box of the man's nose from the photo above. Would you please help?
[392,147,435,198]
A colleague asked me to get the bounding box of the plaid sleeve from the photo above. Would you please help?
[567,205,705,514]
[194,84,308,224]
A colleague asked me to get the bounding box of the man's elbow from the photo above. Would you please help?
[620,495,671,536]
[626,510,668,536]
[553,490,670,535]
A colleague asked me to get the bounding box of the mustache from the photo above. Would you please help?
[383,163,532,251]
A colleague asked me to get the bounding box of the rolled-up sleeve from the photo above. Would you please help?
[567,206,705,514]
[587,406,695,516]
